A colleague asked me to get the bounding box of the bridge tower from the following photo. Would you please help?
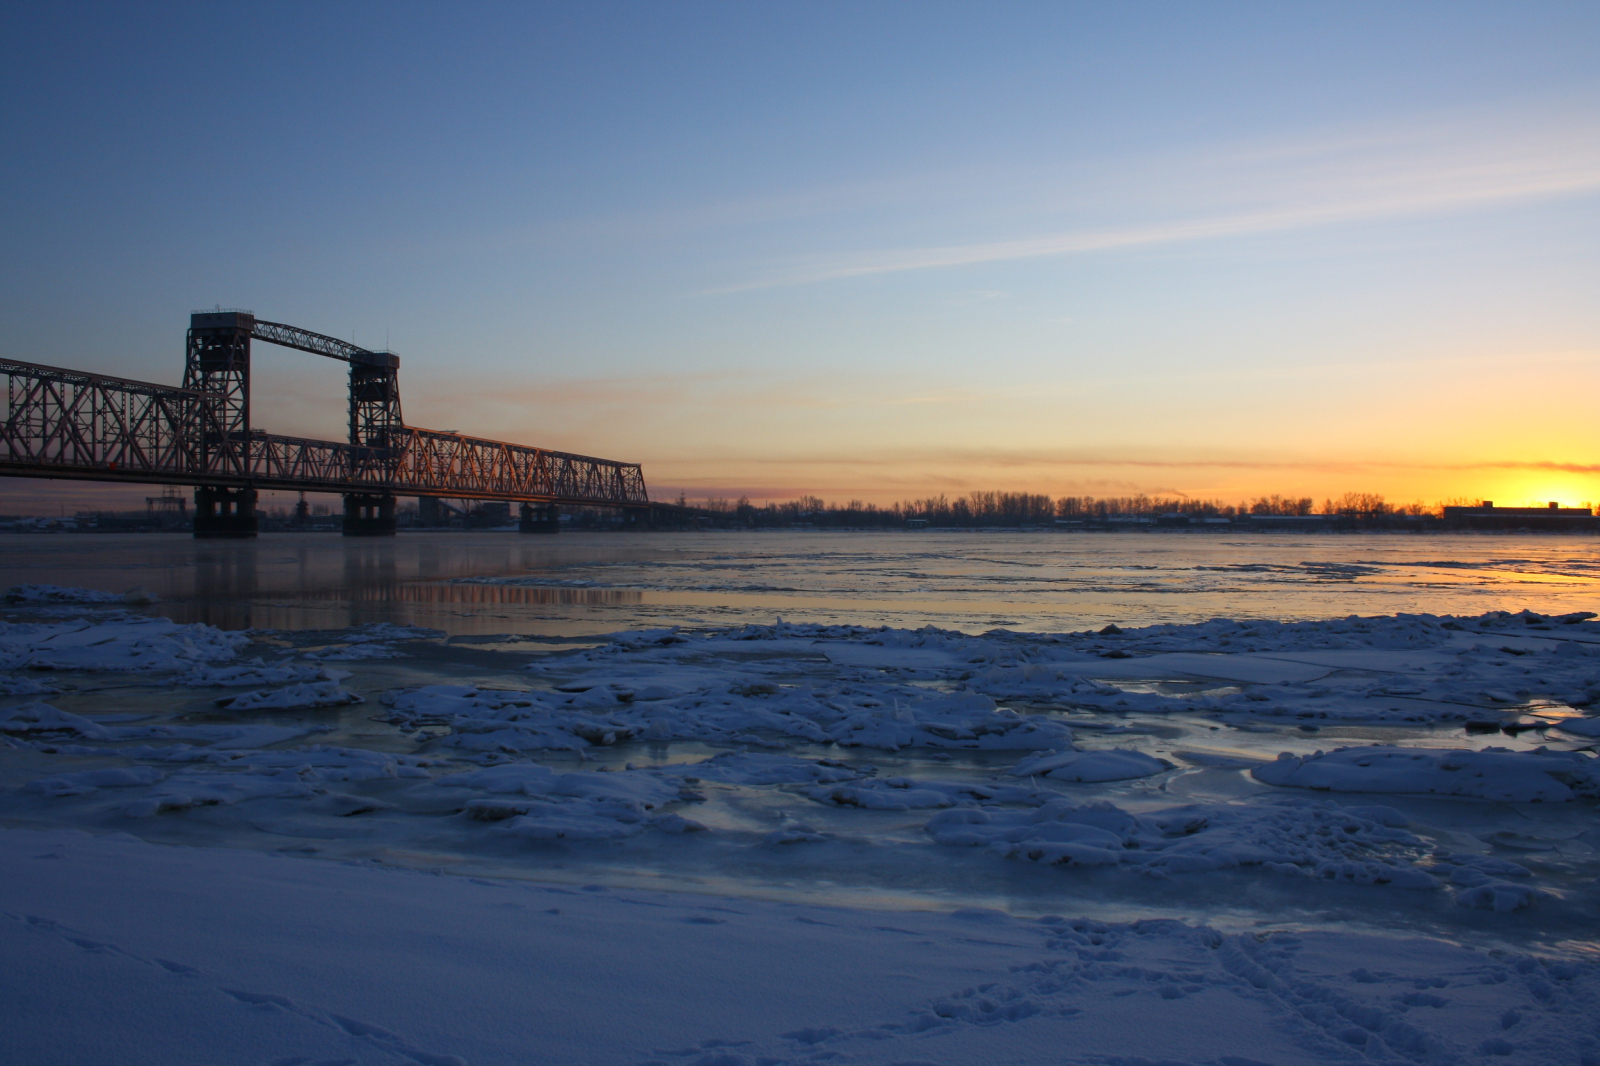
[343,350,402,537]
[185,311,258,537]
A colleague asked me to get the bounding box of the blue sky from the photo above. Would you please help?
[2,1,1597,509]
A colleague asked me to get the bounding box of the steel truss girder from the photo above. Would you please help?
[0,357,648,509]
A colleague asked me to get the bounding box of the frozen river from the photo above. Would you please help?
[3,530,1600,1064]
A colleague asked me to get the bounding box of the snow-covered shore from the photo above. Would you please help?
[6,826,1597,1066]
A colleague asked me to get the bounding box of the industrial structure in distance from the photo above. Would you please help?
[0,310,660,537]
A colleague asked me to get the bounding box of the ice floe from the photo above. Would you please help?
[215,681,364,711]
[177,660,348,687]
[0,615,249,672]
[3,583,126,604]
[23,765,164,796]
[1253,745,1600,802]
[381,680,1072,752]
[303,642,406,661]
[513,610,1600,731]
[6,607,1599,946]
[1010,747,1172,782]
[54,746,436,817]
[0,702,109,739]
[338,623,445,643]
[412,762,692,840]
[927,795,1441,887]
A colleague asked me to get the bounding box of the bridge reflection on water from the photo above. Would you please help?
[0,532,661,633]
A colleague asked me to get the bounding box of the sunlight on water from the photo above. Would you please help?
[0,530,1593,633]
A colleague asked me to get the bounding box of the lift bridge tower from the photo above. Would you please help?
[185,310,405,537]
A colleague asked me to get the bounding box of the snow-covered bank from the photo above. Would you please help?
[4,826,1596,1066]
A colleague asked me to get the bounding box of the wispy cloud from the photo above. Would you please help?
[704,110,1600,292]
[655,451,1600,476]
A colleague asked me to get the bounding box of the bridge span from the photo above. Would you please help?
[0,310,659,536]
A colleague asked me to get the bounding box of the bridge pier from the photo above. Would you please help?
[193,487,258,539]
[343,493,397,537]
[518,503,560,534]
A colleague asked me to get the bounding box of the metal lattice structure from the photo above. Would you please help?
[0,313,650,512]
[0,358,200,480]
[245,317,405,451]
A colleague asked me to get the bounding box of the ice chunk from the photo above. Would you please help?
[420,762,687,841]
[25,766,164,796]
[1455,880,1547,912]
[0,616,249,672]
[1253,746,1600,802]
[338,623,445,643]
[0,702,108,739]
[1555,716,1600,738]
[927,796,1435,886]
[178,660,345,687]
[215,682,363,711]
[121,770,317,816]
[1010,749,1171,782]
[382,679,1072,753]
[303,642,405,661]
[0,674,55,695]
[3,584,123,604]
[802,781,957,810]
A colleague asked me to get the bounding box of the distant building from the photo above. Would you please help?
[1442,502,1596,531]
[1245,514,1334,530]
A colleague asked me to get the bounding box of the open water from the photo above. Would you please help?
[0,529,1595,634]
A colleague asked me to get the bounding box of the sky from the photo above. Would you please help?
[2,1,1597,512]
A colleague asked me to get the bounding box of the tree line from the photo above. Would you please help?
[666,490,1513,528]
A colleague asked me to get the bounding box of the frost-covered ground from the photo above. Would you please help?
[3,580,1600,1064]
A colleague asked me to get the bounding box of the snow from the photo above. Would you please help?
[1010,748,1171,782]
[215,680,364,711]
[381,680,1072,752]
[5,606,1600,1063]
[0,615,249,671]
[89,722,327,749]
[3,583,124,603]
[926,795,1443,886]
[304,641,407,661]
[411,762,689,840]
[338,622,446,643]
[178,660,347,687]
[1253,746,1600,802]
[1555,716,1600,737]
[512,610,1600,730]
[23,766,164,796]
[0,701,109,739]
[3,826,1597,1066]
[0,674,55,695]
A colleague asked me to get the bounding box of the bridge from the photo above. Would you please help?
[0,310,659,537]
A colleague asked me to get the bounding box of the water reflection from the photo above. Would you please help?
[0,530,1594,635]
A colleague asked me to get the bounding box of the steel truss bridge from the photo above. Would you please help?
[0,310,655,536]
